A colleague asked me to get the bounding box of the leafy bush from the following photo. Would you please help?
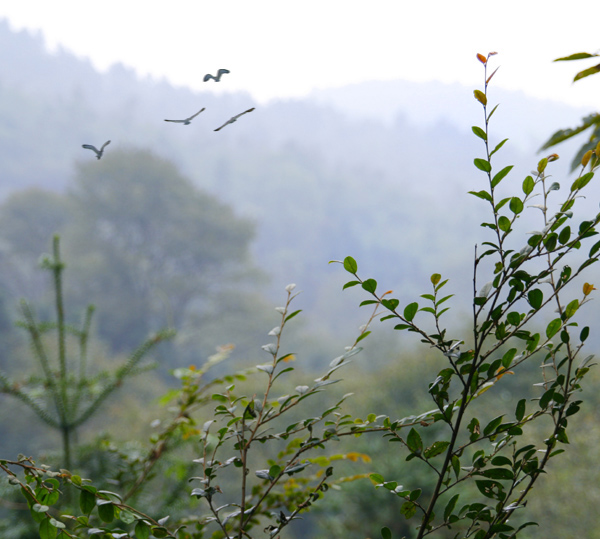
[1,53,599,539]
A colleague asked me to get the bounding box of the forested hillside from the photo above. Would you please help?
[2,19,597,346]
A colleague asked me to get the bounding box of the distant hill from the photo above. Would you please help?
[310,79,592,152]
[1,19,598,351]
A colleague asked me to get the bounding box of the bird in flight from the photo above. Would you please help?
[82,140,111,159]
[214,108,255,132]
[204,69,230,82]
[164,107,206,125]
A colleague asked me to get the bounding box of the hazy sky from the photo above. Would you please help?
[1,1,598,106]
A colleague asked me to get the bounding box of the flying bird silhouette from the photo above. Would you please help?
[164,107,206,125]
[203,69,230,82]
[82,140,111,160]
[214,108,255,132]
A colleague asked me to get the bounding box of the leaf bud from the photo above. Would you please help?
[583,282,596,296]
[537,158,548,173]
[582,150,593,168]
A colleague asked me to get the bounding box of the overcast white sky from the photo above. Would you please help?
[0,1,598,106]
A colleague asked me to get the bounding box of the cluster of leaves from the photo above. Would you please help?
[0,456,184,539]
[331,52,600,539]
[540,50,600,170]
[0,283,382,538]
[184,283,382,539]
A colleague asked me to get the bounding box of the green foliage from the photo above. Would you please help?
[540,50,600,170]
[0,150,260,356]
[332,52,600,538]
[1,284,378,538]
[1,53,600,539]
[0,236,173,470]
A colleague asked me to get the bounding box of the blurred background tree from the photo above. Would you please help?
[0,149,269,364]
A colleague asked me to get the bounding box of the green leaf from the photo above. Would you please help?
[381,526,392,539]
[581,326,590,342]
[574,63,600,82]
[491,456,512,467]
[355,331,371,343]
[39,518,57,539]
[79,489,96,515]
[474,158,492,172]
[522,175,535,195]
[285,309,302,322]
[424,441,450,459]
[490,137,508,157]
[343,280,361,290]
[578,172,594,189]
[515,399,526,421]
[540,114,600,151]
[394,324,411,330]
[481,468,514,480]
[409,488,422,501]
[487,103,500,121]
[381,298,399,310]
[370,473,385,485]
[135,520,151,539]
[97,500,115,523]
[509,197,524,214]
[362,279,377,293]
[565,299,579,319]
[403,303,419,322]
[400,500,417,519]
[444,493,459,521]
[539,388,555,409]
[506,311,522,326]
[451,455,461,479]
[483,415,504,437]
[498,216,511,232]
[120,509,136,525]
[472,126,487,141]
[343,256,358,273]
[558,226,571,245]
[152,526,169,538]
[554,52,598,61]
[468,190,493,202]
[475,479,502,499]
[406,428,423,453]
[501,348,517,368]
[527,289,543,309]
[546,318,562,339]
[473,89,487,106]
[491,165,513,188]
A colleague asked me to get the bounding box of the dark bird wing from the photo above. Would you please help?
[82,144,99,153]
[213,120,229,132]
[164,108,205,123]
[100,140,111,151]
[204,69,230,82]
[186,107,206,121]
[234,107,255,120]
[214,108,255,131]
